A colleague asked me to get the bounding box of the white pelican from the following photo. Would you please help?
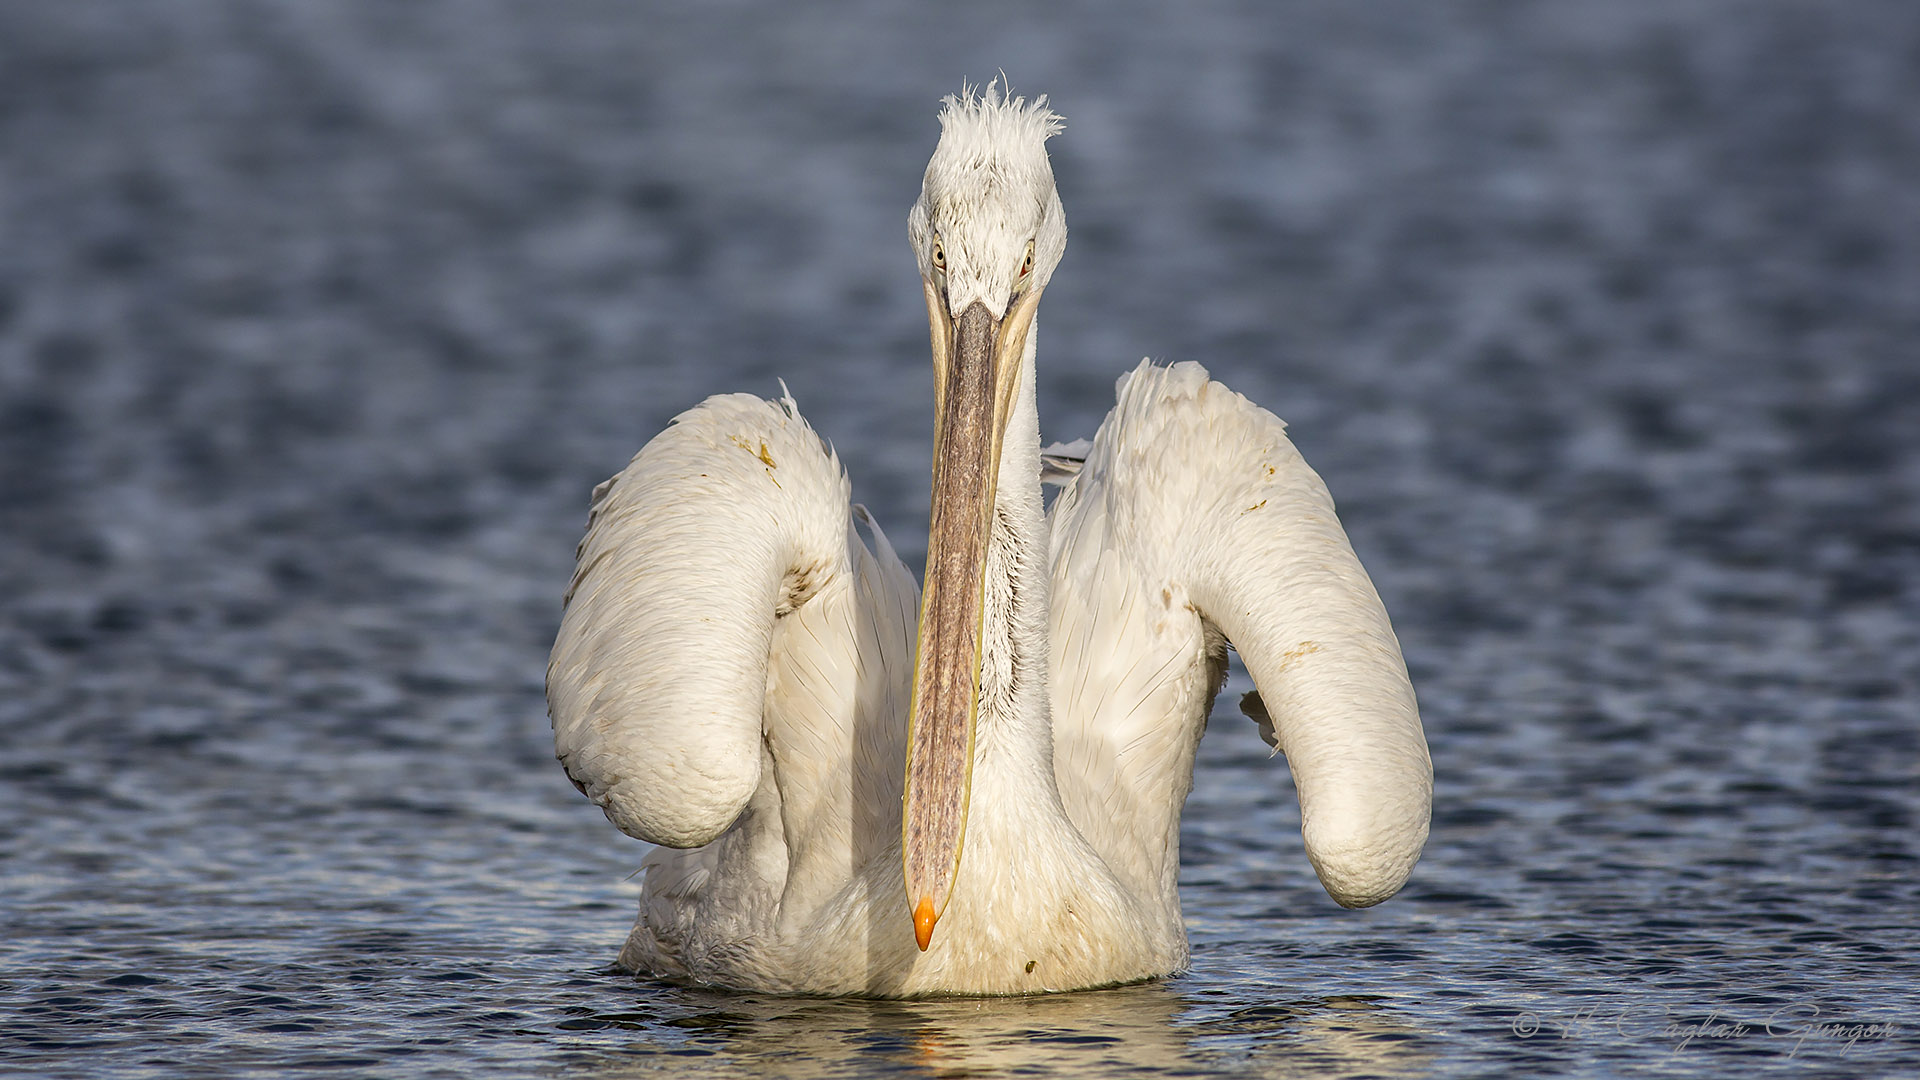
[548,85,1431,997]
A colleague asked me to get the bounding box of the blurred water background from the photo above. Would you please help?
[2,2,1917,1077]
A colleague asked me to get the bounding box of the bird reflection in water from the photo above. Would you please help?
[552,984,1435,1079]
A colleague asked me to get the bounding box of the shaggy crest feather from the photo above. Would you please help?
[935,80,1064,163]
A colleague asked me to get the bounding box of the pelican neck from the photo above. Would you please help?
[969,329,1060,797]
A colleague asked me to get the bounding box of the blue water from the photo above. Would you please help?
[3,2,1917,1076]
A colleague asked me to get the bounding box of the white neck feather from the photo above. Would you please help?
[972,324,1057,803]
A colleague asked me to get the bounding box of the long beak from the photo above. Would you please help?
[902,281,1039,951]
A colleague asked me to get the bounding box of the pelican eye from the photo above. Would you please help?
[1019,240,1034,278]
[931,239,946,272]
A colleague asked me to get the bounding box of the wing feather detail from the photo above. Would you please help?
[547,393,863,850]
[1049,360,1431,910]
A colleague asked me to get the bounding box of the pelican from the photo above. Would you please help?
[548,85,1431,997]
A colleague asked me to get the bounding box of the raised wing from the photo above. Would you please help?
[1047,361,1431,911]
[548,391,916,867]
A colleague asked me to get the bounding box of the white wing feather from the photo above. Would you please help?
[548,392,913,854]
[1049,361,1431,911]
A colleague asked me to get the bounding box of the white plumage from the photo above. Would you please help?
[548,85,1431,997]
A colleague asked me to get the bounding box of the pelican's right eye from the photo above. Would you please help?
[931,239,946,272]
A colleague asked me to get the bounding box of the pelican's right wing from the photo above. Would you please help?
[547,391,915,854]
[1049,361,1430,909]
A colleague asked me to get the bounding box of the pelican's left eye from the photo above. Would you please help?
[1019,241,1034,278]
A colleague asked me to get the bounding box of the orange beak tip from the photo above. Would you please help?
[913,896,938,951]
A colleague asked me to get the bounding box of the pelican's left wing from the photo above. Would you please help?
[1048,361,1431,910]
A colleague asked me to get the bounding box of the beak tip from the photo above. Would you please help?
[913,896,938,951]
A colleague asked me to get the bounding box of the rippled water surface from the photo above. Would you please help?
[3,2,1917,1077]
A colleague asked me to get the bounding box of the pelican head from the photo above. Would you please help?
[901,85,1067,951]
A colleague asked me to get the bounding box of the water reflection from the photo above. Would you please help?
[556,981,1434,1079]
